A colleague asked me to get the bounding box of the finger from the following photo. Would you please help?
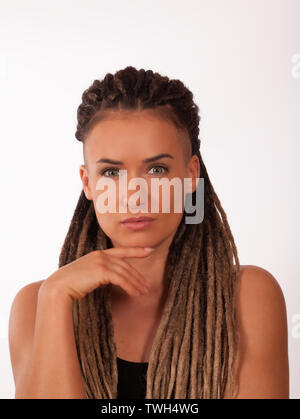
[107,269,143,297]
[108,256,150,295]
[101,247,155,259]
[107,254,149,286]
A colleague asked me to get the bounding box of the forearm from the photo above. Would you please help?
[16,284,86,398]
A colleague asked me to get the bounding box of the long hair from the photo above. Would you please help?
[58,66,240,398]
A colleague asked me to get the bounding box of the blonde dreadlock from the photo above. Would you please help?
[58,66,240,399]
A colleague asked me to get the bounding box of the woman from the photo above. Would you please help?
[9,66,289,399]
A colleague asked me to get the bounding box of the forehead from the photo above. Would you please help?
[83,112,186,164]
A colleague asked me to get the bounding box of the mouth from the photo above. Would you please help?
[121,216,155,223]
[121,216,155,231]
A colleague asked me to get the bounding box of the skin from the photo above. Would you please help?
[8,111,289,398]
[223,265,289,398]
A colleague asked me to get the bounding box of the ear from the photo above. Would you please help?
[79,164,93,200]
[186,155,200,194]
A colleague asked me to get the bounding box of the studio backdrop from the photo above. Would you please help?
[0,0,299,399]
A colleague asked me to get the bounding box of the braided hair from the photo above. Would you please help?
[58,66,240,398]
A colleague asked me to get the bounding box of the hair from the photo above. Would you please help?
[58,66,241,399]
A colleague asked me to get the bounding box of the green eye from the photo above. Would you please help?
[149,165,169,175]
[100,168,120,177]
[99,165,169,177]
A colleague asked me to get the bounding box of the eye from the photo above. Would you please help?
[148,165,169,176]
[100,167,120,177]
[99,165,169,177]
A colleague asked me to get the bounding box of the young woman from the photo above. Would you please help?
[9,66,289,399]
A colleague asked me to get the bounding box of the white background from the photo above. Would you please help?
[0,0,299,398]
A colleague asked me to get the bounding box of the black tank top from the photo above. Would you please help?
[117,357,148,399]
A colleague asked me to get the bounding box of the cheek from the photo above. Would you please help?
[94,212,119,239]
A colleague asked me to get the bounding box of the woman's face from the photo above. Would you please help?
[80,111,200,249]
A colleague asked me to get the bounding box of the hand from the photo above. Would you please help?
[40,247,154,300]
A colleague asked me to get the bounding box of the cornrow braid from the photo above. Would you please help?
[58,66,240,398]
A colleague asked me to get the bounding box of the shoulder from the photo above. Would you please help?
[235,264,288,353]
[236,264,286,309]
[224,265,289,398]
[9,279,46,342]
[235,265,287,329]
[9,279,45,327]
[9,280,45,385]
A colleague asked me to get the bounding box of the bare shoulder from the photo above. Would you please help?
[236,264,287,312]
[237,263,285,292]
[9,279,46,329]
[235,264,288,356]
[8,279,46,386]
[223,264,289,398]
[235,264,288,358]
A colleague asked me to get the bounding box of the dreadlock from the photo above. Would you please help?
[58,66,240,399]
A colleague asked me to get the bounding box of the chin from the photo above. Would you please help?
[120,236,156,247]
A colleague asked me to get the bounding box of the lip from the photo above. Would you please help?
[121,216,156,231]
[121,216,155,223]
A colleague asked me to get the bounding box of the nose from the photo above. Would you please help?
[119,174,149,213]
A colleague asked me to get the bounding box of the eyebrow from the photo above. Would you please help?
[96,153,174,165]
